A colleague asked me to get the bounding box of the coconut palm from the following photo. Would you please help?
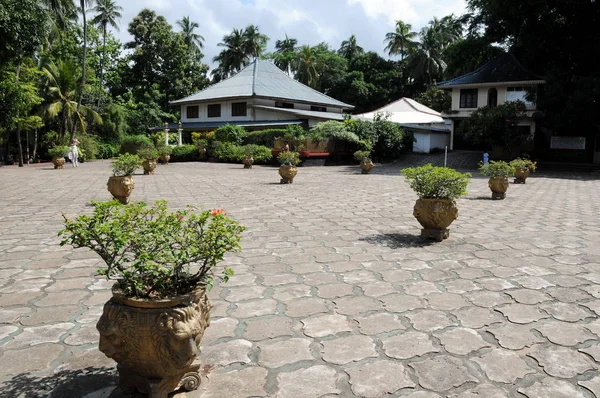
[407,26,447,85]
[338,34,364,60]
[42,0,77,30]
[177,16,205,55]
[40,59,102,142]
[293,45,319,89]
[243,24,268,59]
[213,28,248,79]
[427,15,462,49]
[384,20,417,60]
[91,0,122,88]
[274,34,298,75]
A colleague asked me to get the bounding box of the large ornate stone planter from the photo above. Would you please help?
[279,165,298,184]
[142,160,157,175]
[359,160,374,174]
[107,176,135,204]
[413,198,458,241]
[514,168,530,184]
[52,157,65,169]
[160,155,170,165]
[243,156,253,169]
[97,286,211,398]
[489,176,509,200]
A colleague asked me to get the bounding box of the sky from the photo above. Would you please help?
[112,0,468,67]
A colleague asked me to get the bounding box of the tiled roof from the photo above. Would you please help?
[437,53,545,88]
[172,60,354,109]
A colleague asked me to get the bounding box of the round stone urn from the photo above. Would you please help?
[488,176,509,200]
[359,160,374,174]
[243,156,253,169]
[142,160,157,175]
[96,286,211,398]
[279,165,298,184]
[52,157,65,169]
[514,168,530,184]
[107,176,135,204]
[413,198,458,241]
[160,154,170,165]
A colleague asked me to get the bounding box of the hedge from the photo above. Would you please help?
[243,129,287,147]
[170,145,199,162]
[120,135,155,155]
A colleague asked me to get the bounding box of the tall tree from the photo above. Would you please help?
[72,0,95,142]
[293,45,320,89]
[274,34,297,75]
[243,24,268,59]
[338,34,364,60]
[177,16,204,55]
[91,0,122,91]
[384,20,417,60]
[407,25,448,85]
[213,25,268,79]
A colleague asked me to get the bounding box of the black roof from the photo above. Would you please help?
[437,53,544,87]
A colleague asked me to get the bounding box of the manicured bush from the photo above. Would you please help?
[353,150,372,162]
[170,145,199,162]
[158,146,172,157]
[48,146,70,158]
[98,143,119,159]
[120,135,155,155]
[111,154,141,176]
[479,160,515,177]
[402,164,471,200]
[214,124,247,145]
[215,142,244,162]
[239,144,272,163]
[277,151,301,166]
[244,129,287,147]
[137,147,159,161]
[510,158,536,172]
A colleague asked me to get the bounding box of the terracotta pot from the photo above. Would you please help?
[243,156,253,169]
[359,160,374,174]
[160,154,170,165]
[514,167,530,184]
[488,176,509,200]
[413,198,458,241]
[97,286,211,397]
[107,176,135,204]
[279,165,298,184]
[198,147,207,161]
[142,160,157,175]
[52,157,65,169]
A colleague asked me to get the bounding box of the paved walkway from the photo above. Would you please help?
[1,161,600,398]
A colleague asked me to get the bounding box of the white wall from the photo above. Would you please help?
[430,132,451,151]
[180,99,254,123]
[450,86,537,116]
[413,132,430,153]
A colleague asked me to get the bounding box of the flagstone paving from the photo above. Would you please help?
[0,160,600,397]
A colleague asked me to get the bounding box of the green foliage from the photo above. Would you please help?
[59,200,246,298]
[158,146,172,156]
[277,151,300,166]
[402,164,471,199]
[443,37,504,80]
[309,121,369,150]
[214,124,247,145]
[353,150,372,162]
[415,86,452,112]
[0,0,48,65]
[98,143,119,159]
[510,158,536,172]
[479,160,515,177]
[137,147,159,160]
[372,116,406,159]
[119,135,155,155]
[48,146,70,159]
[170,144,199,162]
[214,142,243,162]
[111,153,141,176]
[239,144,272,162]
[244,129,287,147]
[457,101,529,152]
[77,134,99,160]
[151,130,177,147]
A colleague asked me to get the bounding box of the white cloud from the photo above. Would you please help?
[110,0,467,66]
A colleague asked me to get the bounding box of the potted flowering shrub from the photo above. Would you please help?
[354,150,374,174]
[510,158,536,184]
[108,154,140,204]
[158,146,172,165]
[238,144,272,169]
[48,145,69,169]
[58,200,245,397]
[138,148,159,175]
[479,160,515,199]
[402,164,471,241]
[277,151,300,184]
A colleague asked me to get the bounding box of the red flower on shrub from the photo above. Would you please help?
[211,209,226,216]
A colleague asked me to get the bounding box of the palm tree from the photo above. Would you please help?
[338,34,364,60]
[213,28,248,79]
[384,20,417,60]
[243,24,268,59]
[42,0,77,30]
[177,16,205,55]
[293,45,319,89]
[407,26,447,85]
[40,59,102,142]
[91,0,122,89]
[427,15,462,49]
[274,34,298,75]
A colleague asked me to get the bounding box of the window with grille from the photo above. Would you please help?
[231,102,247,117]
[459,89,478,108]
[506,87,533,106]
[207,104,221,118]
[186,105,199,119]
[275,101,294,109]
[310,105,327,112]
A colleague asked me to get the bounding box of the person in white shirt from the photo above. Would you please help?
[70,139,79,167]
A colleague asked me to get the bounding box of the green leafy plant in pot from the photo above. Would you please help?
[479,160,515,199]
[158,146,173,165]
[277,151,300,184]
[402,164,471,241]
[137,147,159,175]
[59,200,245,397]
[510,158,536,184]
[48,146,69,169]
[354,150,374,174]
[107,154,140,204]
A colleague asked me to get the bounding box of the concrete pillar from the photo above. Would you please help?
[177,121,183,146]
[163,123,169,146]
[449,120,455,151]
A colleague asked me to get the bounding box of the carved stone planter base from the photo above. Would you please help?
[514,178,526,184]
[421,228,450,242]
[280,178,293,184]
[492,192,506,200]
[117,361,201,398]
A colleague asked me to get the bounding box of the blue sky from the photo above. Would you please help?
[112,0,468,67]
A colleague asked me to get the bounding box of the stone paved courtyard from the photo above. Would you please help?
[1,160,600,398]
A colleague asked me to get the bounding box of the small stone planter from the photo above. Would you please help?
[142,160,157,175]
[243,156,253,169]
[514,168,530,184]
[160,154,171,165]
[107,176,135,204]
[52,157,65,169]
[279,165,298,184]
[489,176,509,200]
[413,198,458,241]
[360,160,374,174]
[198,147,207,161]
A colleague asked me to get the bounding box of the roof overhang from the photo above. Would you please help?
[437,80,545,89]
[171,95,354,110]
[149,120,304,131]
[251,105,346,121]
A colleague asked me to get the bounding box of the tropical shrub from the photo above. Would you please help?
[158,146,172,157]
[479,160,515,177]
[170,145,199,162]
[214,124,247,145]
[111,154,141,176]
[309,121,369,150]
[402,164,471,200]
[510,157,536,172]
[151,131,177,147]
[214,142,243,162]
[239,144,272,162]
[277,151,301,166]
[244,129,288,147]
[120,135,155,155]
[48,146,69,158]
[98,143,119,159]
[78,134,99,160]
[353,150,372,162]
[58,200,246,298]
[137,147,159,161]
